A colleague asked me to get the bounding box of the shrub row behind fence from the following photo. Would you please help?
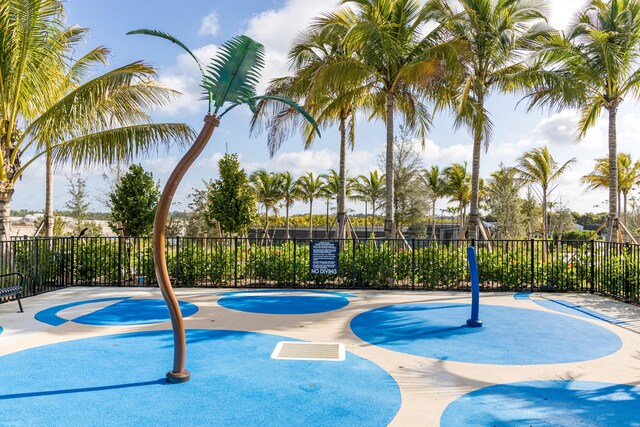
[0,237,638,304]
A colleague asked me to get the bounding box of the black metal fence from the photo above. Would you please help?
[0,237,638,304]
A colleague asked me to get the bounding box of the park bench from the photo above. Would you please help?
[0,272,25,313]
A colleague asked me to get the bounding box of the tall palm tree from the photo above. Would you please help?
[426,0,552,239]
[422,166,446,239]
[252,25,364,241]
[515,146,575,241]
[250,170,283,239]
[443,162,471,229]
[317,0,459,239]
[279,171,298,238]
[353,171,386,234]
[581,153,640,224]
[296,172,325,238]
[523,0,640,241]
[0,0,193,239]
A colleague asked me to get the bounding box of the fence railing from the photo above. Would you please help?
[0,237,638,304]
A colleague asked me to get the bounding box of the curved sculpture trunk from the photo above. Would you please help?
[153,114,220,383]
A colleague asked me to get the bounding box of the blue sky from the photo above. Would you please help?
[13,0,640,215]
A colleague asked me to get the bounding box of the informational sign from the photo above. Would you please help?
[310,241,339,275]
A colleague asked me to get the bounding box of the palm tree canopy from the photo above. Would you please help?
[524,0,640,137]
[296,172,325,203]
[0,0,194,186]
[250,170,283,210]
[443,162,471,205]
[353,170,386,205]
[581,153,640,193]
[422,165,446,199]
[426,0,553,147]
[279,171,298,208]
[516,146,576,189]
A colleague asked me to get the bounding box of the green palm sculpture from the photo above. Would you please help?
[128,29,320,383]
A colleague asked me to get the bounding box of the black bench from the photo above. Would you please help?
[0,272,25,313]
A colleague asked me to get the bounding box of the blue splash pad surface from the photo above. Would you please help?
[441,380,640,427]
[218,295,350,314]
[0,330,400,426]
[218,289,356,298]
[350,303,621,364]
[35,298,198,326]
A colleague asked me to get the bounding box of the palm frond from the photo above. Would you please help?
[127,29,203,74]
[202,35,265,114]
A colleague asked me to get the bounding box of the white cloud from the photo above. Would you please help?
[245,0,339,92]
[199,12,220,37]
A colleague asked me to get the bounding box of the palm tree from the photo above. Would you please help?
[279,172,298,238]
[426,0,552,240]
[422,166,446,239]
[515,147,575,241]
[128,29,318,382]
[353,171,386,234]
[252,25,364,241]
[317,0,458,239]
[296,172,325,238]
[581,153,640,225]
[0,1,193,238]
[250,170,283,239]
[523,0,640,241]
[443,162,471,229]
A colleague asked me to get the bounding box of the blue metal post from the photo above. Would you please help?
[466,246,482,327]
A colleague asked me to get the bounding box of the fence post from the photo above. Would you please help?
[590,239,595,294]
[234,236,238,287]
[624,242,630,301]
[34,237,39,291]
[175,236,180,286]
[530,238,535,292]
[411,238,415,291]
[117,237,123,286]
[292,237,297,286]
[70,236,75,287]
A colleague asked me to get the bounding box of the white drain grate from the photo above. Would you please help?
[271,342,345,361]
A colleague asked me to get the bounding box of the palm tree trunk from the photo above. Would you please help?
[285,203,290,239]
[309,198,314,239]
[606,106,619,242]
[337,113,347,241]
[152,114,219,383]
[44,150,54,237]
[468,129,483,240]
[623,191,628,226]
[384,92,396,240]
[0,187,13,241]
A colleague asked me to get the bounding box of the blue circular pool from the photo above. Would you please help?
[218,293,350,314]
[0,330,401,426]
[35,298,199,326]
[441,380,640,426]
[351,303,621,364]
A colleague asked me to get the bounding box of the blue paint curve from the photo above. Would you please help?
[35,298,199,326]
[218,295,350,315]
[441,380,640,427]
[0,329,401,426]
[350,303,622,365]
[217,289,356,298]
